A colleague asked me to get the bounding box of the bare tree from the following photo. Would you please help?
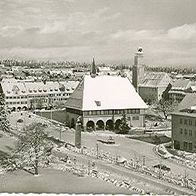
[156,99,177,119]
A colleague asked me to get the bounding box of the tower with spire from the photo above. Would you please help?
[132,47,145,91]
[91,57,96,77]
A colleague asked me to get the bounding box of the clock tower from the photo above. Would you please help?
[132,47,145,91]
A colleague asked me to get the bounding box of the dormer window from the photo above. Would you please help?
[43,89,47,92]
[66,88,70,91]
[95,100,101,106]
[7,90,11,94]
[33,89,37,92]
[22,90,25,93]
[29,89,32,93]
[38,89,42,92]
[55,88,58,91]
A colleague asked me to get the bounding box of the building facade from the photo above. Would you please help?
[172,93,196,152]
[169,79,196,103]
[0,78,79,111]
[65,75,148,131]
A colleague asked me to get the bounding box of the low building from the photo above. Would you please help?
[0,79,79,111]
[138,72,172,104]
[172,93,196,152]
[65,75,148,131]
[169,79,196,103]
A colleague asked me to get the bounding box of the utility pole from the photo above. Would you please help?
[75,116,82,148]
[142,156,146,166]
[96,143,99,159]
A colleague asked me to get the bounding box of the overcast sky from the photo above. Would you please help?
[1,0,196,66]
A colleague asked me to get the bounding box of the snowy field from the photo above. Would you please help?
[0,168,133,194]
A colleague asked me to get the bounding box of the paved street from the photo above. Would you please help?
[8,111,196,192]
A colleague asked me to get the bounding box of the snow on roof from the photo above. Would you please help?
[139,72,170,87]
[171,79,192,90]
[1,79,79,96]
[82,75,147,111]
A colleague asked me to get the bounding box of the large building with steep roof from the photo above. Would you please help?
[172,93,196,152]
[138,72,171,104]
[65,75,148,131]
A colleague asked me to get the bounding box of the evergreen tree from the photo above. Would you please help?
[117,112,130,134]
[0,94,10,133]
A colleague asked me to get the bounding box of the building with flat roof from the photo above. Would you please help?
[172,93,196,152]
[65,74,148,131]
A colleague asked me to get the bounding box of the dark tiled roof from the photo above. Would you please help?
[65,80,83,110]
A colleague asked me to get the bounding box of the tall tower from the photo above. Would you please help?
[132,47,145,91]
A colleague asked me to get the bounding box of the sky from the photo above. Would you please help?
[0,0,196,66]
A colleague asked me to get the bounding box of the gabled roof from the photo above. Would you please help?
[139,72,171,87]
[66,75,148,111]
[171,79,192,90]
[65,80,84,110]
[175,93,196,112]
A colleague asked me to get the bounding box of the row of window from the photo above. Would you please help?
[5,93,70,99]
[179,118,196,126]
[6,98,67,105]
[83,109,140,116]
[180,128,193,136]
[6,101,27,105]
[183,141,192,151]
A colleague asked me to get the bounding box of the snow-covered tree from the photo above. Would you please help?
[0,94,10,133]
[1,122,53,175]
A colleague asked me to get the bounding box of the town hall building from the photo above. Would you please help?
[65,57,148,131]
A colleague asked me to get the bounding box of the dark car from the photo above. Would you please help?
[153,164,171,171]
[17,119,23,123]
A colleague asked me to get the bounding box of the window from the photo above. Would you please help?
[180,118,183,124]
[184,129,187,135]
[184,119,187,125]
[189,120,192,126]
[188,143,192,151]
[180,128,183,134]
[189,130,192,136]
[183,141,188,150]
[133,116,139,120]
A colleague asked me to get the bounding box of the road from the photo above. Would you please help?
[9,112,196,186]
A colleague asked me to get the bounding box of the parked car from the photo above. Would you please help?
[153,164,171,171]
[97,136,115,144]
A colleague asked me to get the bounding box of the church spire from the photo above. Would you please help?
[91,57,96,77]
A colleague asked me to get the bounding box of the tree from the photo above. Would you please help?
[1,123,53,175]
[0,94,10,133]
[116,112,130,134]
[156,99,178,119]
